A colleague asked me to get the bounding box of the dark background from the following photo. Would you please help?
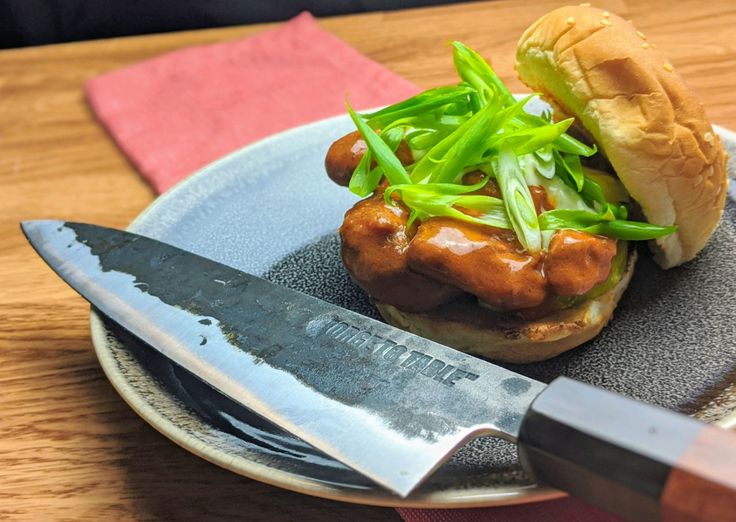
[0,0,472,49]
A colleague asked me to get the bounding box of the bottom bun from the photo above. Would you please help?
[375,249,637,363]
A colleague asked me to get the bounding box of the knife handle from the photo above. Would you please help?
[517,377,736,522]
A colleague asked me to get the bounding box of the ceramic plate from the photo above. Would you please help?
[90,107,736,508]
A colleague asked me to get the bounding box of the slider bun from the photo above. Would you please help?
[515,6,728,268]
[376,250,637,363]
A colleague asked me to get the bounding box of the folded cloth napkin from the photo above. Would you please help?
[85,12,623,522]
[85,12,418,193]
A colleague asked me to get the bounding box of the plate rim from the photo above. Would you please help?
[90,112,735,509]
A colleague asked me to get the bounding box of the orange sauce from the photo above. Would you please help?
[339,197,462,312]
[545,229,617,296]
[407,218,547,310]
[329,132,618,314]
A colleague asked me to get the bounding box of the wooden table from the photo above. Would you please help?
[2,0,735,519]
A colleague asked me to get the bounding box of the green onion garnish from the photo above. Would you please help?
[347,123,407,197]
[348,150,378,197]
[343,42,676,248]
[539,209,676,240]
[364,85,473,128]
[488,117,574,157]
[385,181,511,230]
[452,41,515,107]
[555,150,585,191]
[532,146,555,179]
[346,102,411,187]
[428,102,500,184]
[492,145,542,252]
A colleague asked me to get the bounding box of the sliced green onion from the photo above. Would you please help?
[488,118,573,157]
[381,113,436,133]
[508,112,597,157]
[364,85,473,127]
[580,176,606,207]
[438,114,468,127]
[405,129,435,149]
[381,126,405,150]
[412,93,537,184]
[478,94,539,148]
[397,190,511,230]
[430,103,500,184]
[406,129,441,150]
[348,150,380,197]
[583,221,677,240]
[452,41,515,107]
[532,146,555,179]
[540,209,610,228]
[539,209,677,240]
[384,177,489,203]
[492,145,542,252]
[609,203,628,220]
[347,101,411,186]
[554,150,584,191]
[348,125,406,196]
[442,101,471,117]
[453,41,597,158]
[410,96,500,183]
[549,150,616,211]
[552,133,598,157]
[385,177,510,229]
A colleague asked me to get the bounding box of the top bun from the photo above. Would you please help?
[516,6,728,268]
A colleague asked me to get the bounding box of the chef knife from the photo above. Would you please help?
[22,220,736,521]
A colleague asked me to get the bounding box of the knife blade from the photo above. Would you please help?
[22,220,736,521]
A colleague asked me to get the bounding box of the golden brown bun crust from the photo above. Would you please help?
[376,250,637,363]
[515,6,728,268]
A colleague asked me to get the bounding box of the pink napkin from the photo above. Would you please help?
[85,12,418,193]
[85,12,623,522]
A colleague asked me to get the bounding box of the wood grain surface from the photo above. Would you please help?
[1,0,735,520]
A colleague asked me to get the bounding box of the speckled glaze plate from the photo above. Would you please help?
[90,107,736,508]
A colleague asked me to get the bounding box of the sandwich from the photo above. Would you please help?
[323,6,728,363]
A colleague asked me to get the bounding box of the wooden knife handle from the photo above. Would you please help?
[517,377,736,521]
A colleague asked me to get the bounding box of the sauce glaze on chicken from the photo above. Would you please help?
[327,132,617,316]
